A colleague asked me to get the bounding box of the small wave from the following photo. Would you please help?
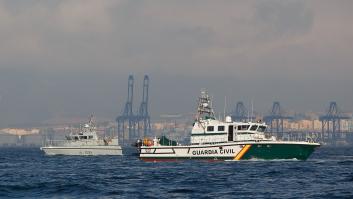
[337,159,353,165]
[0,182,100,198]
[347,176,353,182]
[225,158,299,162]
[103,190,125,196]
[168,188,195,194]
[249,158,299,162]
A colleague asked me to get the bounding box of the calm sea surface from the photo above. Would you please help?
[0,146,353,198]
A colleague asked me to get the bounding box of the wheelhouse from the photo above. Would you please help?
[190,119,269,145]
[65,123,98,141]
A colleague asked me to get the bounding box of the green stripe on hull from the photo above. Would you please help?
[242,144,319,160]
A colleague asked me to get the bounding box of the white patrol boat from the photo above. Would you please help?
[137,90,320,162]
[40,116,122,156]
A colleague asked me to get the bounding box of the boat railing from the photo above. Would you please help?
[197,137,226,145]
[277,132,321,143]
[43,139,104,147]
[43,140,68,147]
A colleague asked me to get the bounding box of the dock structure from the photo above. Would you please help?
[231,102,255,122]
[319,102,352,144]
[136,75,151,139]
[263,102,293,139]
[116,75,151,144]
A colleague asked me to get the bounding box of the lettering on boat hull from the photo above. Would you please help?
[191,149,236,155]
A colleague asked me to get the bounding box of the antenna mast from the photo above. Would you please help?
[196,89,215,120]
[251,99,254,122]
[223,96,227,121]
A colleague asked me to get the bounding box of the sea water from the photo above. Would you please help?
[0,147,353,198]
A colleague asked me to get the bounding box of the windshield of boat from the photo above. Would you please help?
[257,126,266,132]
[250,125,258,131]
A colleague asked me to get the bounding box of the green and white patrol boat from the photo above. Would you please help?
[137,90,320,162]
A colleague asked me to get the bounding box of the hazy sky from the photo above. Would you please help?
[0,0,352,127]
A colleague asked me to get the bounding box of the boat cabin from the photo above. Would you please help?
[65,123,98,141]
[190,90,272,145]
[190,118,270,145]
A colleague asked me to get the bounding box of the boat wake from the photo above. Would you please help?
[225,158,299,162]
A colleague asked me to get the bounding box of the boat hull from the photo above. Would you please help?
[40,146,123,156]
[242,143,317,160]
[139,141,319,162]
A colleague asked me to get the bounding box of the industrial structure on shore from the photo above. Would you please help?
[0,77,352,147]
[230,101,353,146]
[116,75,151,144]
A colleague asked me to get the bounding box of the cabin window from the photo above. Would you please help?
[89,135,93,139]
[80,136,87,139]
[207,126,214,132]
[258,126,266,132]
[218,126,225,131]
[238,125,250,130]
[74,136,79,140]
[250,125,258,131]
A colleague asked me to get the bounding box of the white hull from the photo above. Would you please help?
[140,142,243,160]
[139,141,320,161]
[41,146,122,156]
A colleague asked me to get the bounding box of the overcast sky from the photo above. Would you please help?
[0,0,352,127]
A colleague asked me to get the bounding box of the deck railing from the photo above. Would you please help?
[43,139,105,147]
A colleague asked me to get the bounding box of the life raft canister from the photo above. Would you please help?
[143,138,153,146]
